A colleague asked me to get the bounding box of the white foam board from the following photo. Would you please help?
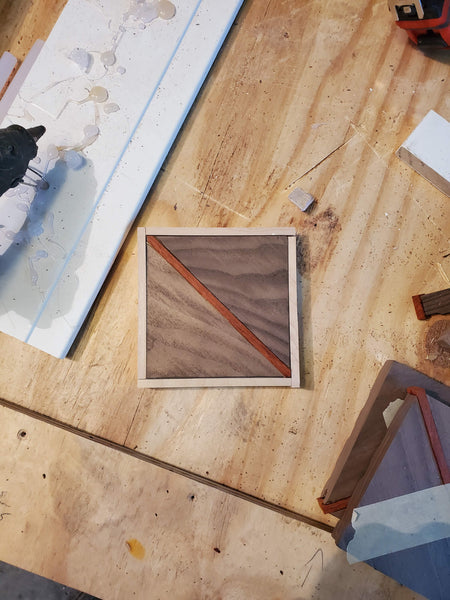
[396,110,450,197]
[0,0,244,357]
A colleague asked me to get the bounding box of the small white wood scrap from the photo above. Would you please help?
[288,187,315,212]
[396,110,450,197]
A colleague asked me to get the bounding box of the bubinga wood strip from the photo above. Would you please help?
[408,387,450,484]
[157,234,291,365]
[145,239,285,379]
[321,361,450,508]
[0,0,449,536]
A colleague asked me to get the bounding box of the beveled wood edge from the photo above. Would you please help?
[137,377,292,388]
[288,236,300,388]
[144,227,297,236]
[137,227,147,380]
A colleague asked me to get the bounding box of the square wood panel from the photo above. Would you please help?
[137,228,300,388]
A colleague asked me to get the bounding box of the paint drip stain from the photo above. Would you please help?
[126,538,146,560]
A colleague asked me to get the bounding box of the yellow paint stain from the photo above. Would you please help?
[126,538,146,560]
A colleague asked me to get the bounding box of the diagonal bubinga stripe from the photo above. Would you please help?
[146,235,291,377]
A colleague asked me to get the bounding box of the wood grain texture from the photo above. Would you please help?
[0,403,425,600]
[322,361,450,507]
[156,234,291,366]
[408,386,450,484]
[333,394,418,541]
[145,240,284,379]
[334,396,450,600]
[0,0,67,62]
[0,0,449,538]
[413,288,450,319]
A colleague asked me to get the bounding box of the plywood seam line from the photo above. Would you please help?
[146,235,292,377]
[0,395,332,534]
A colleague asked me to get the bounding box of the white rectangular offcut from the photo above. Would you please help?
[396,110,450,197]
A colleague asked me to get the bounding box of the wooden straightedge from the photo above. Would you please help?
[138,227,300,388]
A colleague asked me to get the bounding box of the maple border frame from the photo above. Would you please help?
[137,227,300,388]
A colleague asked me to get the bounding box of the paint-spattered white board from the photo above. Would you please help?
[396,110,450,197]
[0,0,244,357]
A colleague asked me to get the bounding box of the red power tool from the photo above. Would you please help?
[388,0,450,47]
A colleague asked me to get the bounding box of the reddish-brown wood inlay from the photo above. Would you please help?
[408,386,450,484]
[146,235,291,378]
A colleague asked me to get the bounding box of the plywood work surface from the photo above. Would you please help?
[0,403,426,600]
[0,0,449,549]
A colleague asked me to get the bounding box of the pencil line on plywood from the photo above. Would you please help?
[146,235,292,377]
[285,124,355,190]
[0,395,333,534]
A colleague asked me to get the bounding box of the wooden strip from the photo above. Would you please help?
[146,235,291,377]
[408,386,450,484]
[138,377,291,388]
[396,110,450,197]
[412,294,426,320]
[0,402,419,600]
[145,242,284,380]
[322,361,450,505]
[144,227,297,236]
[412,288,450,319]
[0,395,330,533]
[288,236,300,387]
[333,394,416,542]
[0,39,44,123]
[0,51,17,100]
[317,496,350,514]
[137,228,147,380]
[159,235,291,365]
